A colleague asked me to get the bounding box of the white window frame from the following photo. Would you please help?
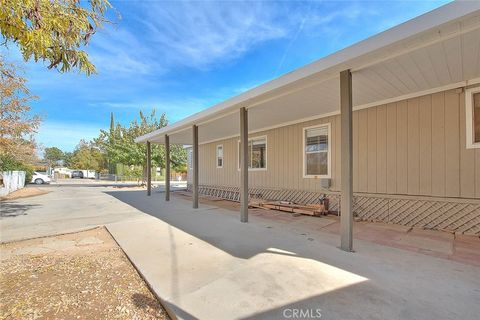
[237,135,267,171]
[216,144,224,168]
[303,123,331,178]
[466,86,480,149]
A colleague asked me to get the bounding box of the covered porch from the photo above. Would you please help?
[105,188,480,319]
[136,2,480,251]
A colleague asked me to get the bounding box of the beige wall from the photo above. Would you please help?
[193,89,480,199]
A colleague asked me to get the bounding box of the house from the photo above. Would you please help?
[136,1,480,250]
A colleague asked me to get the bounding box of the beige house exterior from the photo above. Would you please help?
[137,2,480,243]
[192,89,476,198]
[184,88,480,235]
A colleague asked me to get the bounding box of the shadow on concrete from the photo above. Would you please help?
[103,189,363,274]
[104,190,478,320]
[104,189,299,260]
[0,201,40,218]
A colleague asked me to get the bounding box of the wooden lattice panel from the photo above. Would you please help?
[188,184,480,235]
[354,196,480,235]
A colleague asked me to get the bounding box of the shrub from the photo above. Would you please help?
[174,164,187,174]
[124,166,143,180]
[0,154,34,186]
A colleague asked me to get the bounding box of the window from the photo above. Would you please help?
[238,136,267,170]
[216,145,223,168]
[466,87,480,149]
[475,93,480,143]
[187,148,193,169]
[303,124,331,178]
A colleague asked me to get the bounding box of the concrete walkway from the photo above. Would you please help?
[105,190,480,320]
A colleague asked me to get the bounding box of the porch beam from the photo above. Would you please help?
[340,69,353,252]
[192,125,199,209]
[165,134,170,201]
[239,107,248,223]
[146,141,152,196]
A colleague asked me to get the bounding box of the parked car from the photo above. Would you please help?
[71,170,84,179]
[31,172,51,185]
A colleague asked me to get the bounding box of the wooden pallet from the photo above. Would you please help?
[251,201,327,216]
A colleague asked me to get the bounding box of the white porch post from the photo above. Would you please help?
[165,134,170,201]
[192,125,199,209]
[146,141,151,196]
[240,107,248,222]
[340,69,353,252]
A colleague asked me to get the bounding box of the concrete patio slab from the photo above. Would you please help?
[178,193,480,266]
[105,190,480,320]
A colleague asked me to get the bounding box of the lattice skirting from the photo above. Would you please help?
[186,184,480,236]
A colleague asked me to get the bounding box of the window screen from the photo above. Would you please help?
[305,125,329,176]
[216,145,223,168]
[238,137,267,169]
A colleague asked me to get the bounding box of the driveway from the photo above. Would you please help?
[1,184,479,320]
[0,185,139,243]
[0,183,182,243]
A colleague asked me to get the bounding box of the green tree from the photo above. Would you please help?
[96,109,164,168]
[44,147,64,166]
[62,151,73,167]
[0,0,112,75]
[69,140,105,172]
[170,146,187,173]
[95,109,187,178]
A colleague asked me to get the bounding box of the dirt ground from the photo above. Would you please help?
[0,228,170,320]
[0,187,49,201]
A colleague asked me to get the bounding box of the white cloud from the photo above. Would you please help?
[88,27,161,75]
[141,1,287,69]
[6,1,383,81]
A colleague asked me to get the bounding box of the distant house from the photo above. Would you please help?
[136,2,480,243]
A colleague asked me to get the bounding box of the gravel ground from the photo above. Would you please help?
[0,228,170,320]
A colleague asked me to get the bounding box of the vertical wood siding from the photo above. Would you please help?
[194,89,478,199]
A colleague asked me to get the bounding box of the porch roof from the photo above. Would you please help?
[136,1,480,145]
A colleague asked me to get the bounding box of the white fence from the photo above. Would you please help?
[0,171,26,197]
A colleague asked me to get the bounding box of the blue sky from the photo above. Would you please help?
[3,0,450,152]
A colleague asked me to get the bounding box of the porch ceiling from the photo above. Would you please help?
[138,1,480,145]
